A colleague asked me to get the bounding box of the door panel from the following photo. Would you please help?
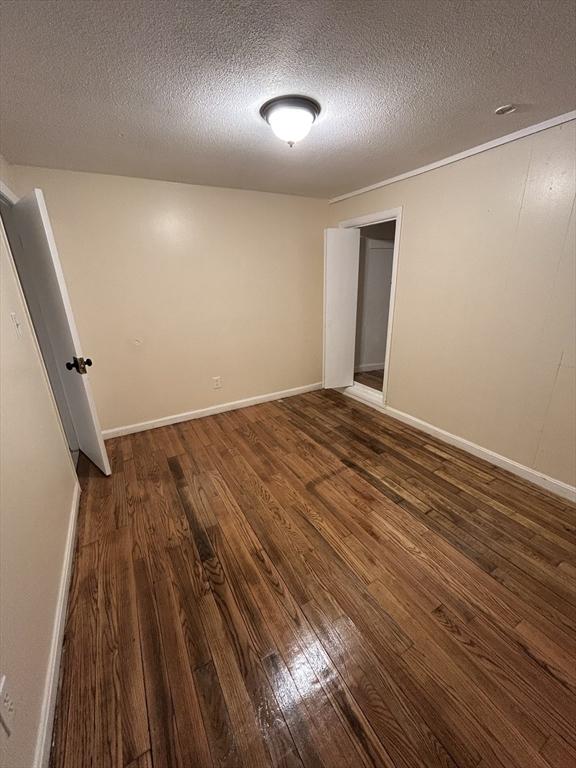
[12,189,111,475]
[323,227,361,388]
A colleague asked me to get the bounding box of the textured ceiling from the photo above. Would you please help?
[0,0,575,198]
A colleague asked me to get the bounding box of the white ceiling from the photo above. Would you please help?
[1,0,574,199]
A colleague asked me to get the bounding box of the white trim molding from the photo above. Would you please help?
[102,382,323,439]
[34,481,81,768]
[329,111,576,204]
[342,387,576,503]
[348,381,384,405]
[339,207,402,230]
[0,180,18,205]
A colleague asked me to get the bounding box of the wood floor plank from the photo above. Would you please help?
[367,582,550,767]
[50,542,99,768]
[124,751,152,768]
[514,618,576,690]
[283,608,398,768]
[133,558,181,768]
[332,612,482,768]
[354,368,384,389]
[166,541,212,668]
[197,589,273,768]
[202,542,299,766]
[301,599,460,768]
[194,660,242,768]
[204,473,369,768]
[152,576,214,766]
[51,391,576,768]
[540,733,576,768]
[95,527,149,766]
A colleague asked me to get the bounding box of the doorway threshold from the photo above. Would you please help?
[341,382,386,412]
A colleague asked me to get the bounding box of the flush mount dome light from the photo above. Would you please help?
[260,95,321,147]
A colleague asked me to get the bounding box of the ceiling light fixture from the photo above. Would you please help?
[260,95,321,147]
[494,104,517,115]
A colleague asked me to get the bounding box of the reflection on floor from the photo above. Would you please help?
[51,390,576,768]
[354,367,384,390]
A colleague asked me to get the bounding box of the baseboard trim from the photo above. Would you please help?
[33,481,81,768]
[102,382,323,439]
[342,387,576,502]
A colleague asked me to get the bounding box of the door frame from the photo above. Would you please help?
[338,206,402,406]
[0,180,18,205]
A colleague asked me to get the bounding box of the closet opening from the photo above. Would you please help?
[353,220,396,392]
[323,207,401,408]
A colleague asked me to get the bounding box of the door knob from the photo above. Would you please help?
[65,356,93,374]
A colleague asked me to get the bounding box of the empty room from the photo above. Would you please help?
[1,1,575,767]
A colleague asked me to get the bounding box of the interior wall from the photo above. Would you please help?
[0,223,78,768]
[355,237,394,371]
[7,166,328,431]
[330,120,576,487]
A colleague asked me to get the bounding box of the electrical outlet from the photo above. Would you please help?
[212,376,223,390]
[0,674,14,736]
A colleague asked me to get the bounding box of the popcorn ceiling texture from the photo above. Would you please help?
[0,0,574,198]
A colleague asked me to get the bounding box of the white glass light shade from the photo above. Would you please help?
[267,105,315,144]
[260,96,320,146]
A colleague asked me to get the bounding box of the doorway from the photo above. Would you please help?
[353,220,396,392]
[323,207,401,407]
[0,185,111,475]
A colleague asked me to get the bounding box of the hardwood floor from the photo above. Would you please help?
[354,368,384,390]
[51,390,576,768]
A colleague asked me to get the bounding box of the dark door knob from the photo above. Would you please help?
[65,356,92,374]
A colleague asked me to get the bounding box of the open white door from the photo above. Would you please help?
[12,190,111,475]
[323,228,361,388]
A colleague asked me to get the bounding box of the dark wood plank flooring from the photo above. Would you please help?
[51,390,576,768]
[354,369,384,390]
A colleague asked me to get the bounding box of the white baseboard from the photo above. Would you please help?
[354,362,385,373]
[102,382,323,439]
[33,481,81,768]
[342,387,576,503]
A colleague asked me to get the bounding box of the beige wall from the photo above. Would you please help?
[0,224,78,768]
[8,167,328,431]
[330,121,576,486]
